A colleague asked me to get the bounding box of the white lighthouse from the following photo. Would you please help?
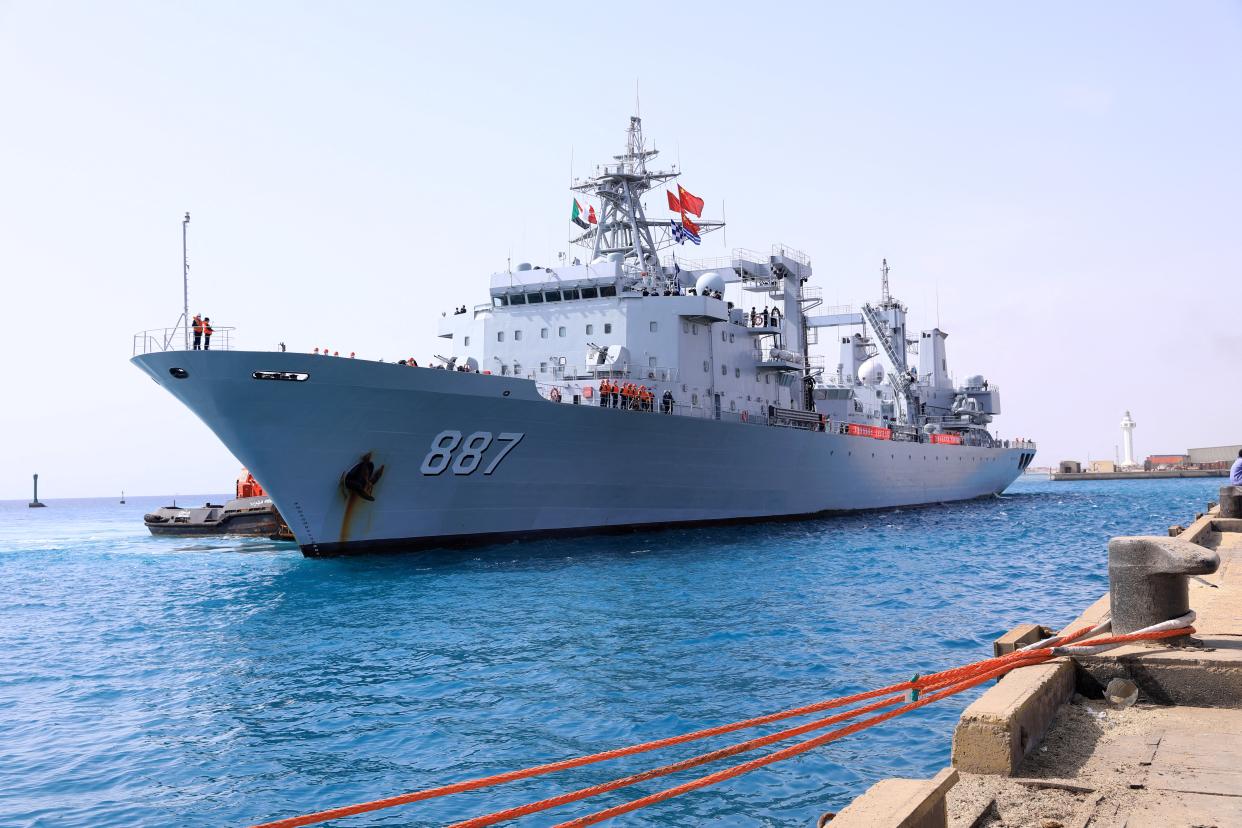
[1120,410,1137,467]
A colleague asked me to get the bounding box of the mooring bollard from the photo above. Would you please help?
[1108,536,1219,635]
[1220,486,1242,519]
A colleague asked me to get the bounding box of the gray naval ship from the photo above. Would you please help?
[132,117,1035,556]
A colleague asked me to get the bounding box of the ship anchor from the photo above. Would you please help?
[341,452,385,502]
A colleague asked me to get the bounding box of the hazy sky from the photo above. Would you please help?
[2,2,1240,499]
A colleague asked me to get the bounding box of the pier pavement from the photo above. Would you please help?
[830,498,1242,827]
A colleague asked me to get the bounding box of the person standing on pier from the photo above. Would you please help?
[191,314,203,350]
[1232,449,1242,485]
[203,318,214,350]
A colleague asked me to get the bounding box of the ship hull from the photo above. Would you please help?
[133,352,1033,556]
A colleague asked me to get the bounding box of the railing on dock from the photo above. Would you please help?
[132,326,236,356]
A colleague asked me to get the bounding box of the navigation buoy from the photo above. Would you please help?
[28,473,46,508]
[120,490,126,505]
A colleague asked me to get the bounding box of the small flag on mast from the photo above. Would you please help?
[587,205,597,225]
[669,219,701,245]
[571,200,589,229]
[667,190,681,212]
[677,185,704,217]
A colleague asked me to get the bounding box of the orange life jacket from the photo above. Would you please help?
[192,316,203,334]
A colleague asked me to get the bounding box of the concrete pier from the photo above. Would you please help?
[829,505,1242,826]
[1050,468,1227,481]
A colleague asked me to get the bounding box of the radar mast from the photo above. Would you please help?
[570,116,723,287]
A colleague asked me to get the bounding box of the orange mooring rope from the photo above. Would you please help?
[248,624,1191,828]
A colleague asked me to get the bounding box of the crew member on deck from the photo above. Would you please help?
[203,318,214,350]
[192,314,203,350]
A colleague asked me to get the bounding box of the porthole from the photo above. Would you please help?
[169,367,189,379]
[503,390,511,397]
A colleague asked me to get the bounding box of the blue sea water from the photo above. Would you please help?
[0,477,1221,827]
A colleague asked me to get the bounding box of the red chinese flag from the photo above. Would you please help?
[681,213,701,235]
[677,185,704,217]
[587,205,597,224]
[666,190,681,213]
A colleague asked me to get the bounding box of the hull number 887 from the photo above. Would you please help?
[419,430,525,476]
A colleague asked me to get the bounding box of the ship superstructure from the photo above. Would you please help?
[133,117,1035,556]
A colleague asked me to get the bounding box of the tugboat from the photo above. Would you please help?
[143,470,283,537]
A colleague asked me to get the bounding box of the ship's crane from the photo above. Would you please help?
[859,302,914,424]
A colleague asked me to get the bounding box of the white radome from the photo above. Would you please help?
[696,271,725,296]
[859,356,886,386]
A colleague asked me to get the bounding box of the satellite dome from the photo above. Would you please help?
[696,271,725,296]
[515,262,532,271]
[965,374,985,388]
[859,356,885,386]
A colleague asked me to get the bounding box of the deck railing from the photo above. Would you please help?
[531,380,1036,449]
[132,326,236,355]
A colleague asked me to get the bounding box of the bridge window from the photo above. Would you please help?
[563,289,580,300]
[604,323,612,334]
[600,285,617,297]
[510,294,526,305]
[494,296,508,307]
[581,287,599,299]
[544,291,561,302]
